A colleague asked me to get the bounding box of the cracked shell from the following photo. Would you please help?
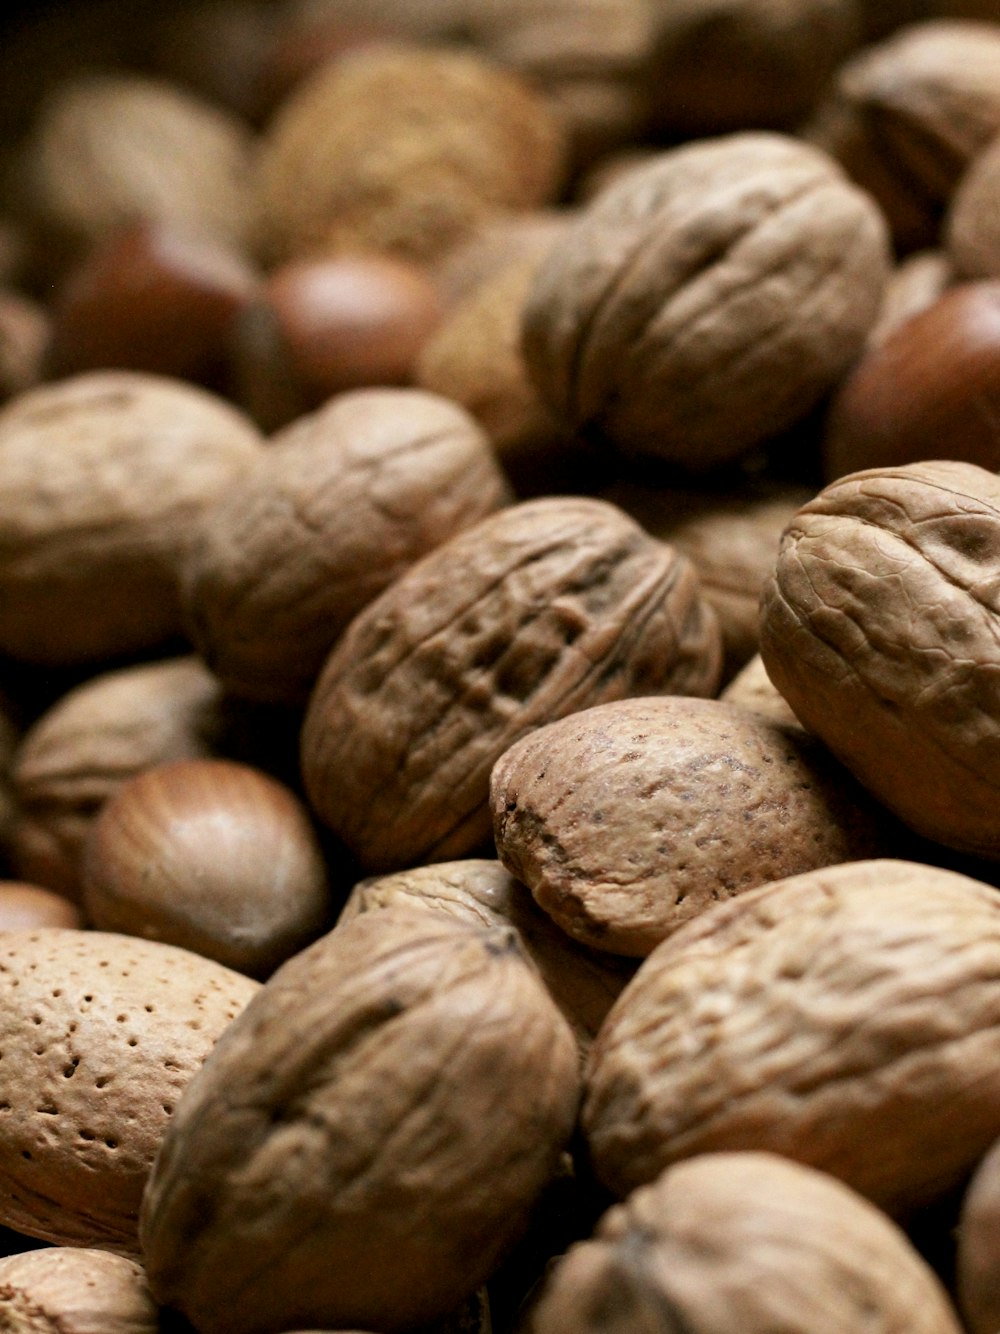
[140,905,580,1334]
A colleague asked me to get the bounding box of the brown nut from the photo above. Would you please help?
[10,657,227,900]
[140,906,580,1334]
[584,858,1000,1211]
[82,758,332,979]
[256,42,567,266]
[0,1246,160,1334]
[0,882,83,931]
[46,220,259,385]
[182,388,510,705]
[24,73,259,258]
[522,132,891,468]
[491,696,892,956]
[529,1152,963,1334]
[759,460,1000,857]
[948,129,1000,278]
[0,928,259,1251]
[0,371,263,666]
[809,20,1000,250]
[0,289,48,404]
[958,1135,1000,1334]
[339,859,636,1045]
[867,248,955,346]
[720,653,803,730]
[301,496,723,872]
[824,283,1000,479]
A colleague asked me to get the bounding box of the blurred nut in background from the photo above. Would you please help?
[867,248,955,346]
[0,289,48,403]
[947,129,1000,276]
[0,882,83,931]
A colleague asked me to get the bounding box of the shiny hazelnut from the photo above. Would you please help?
[47,221,259,385]
[231,252,445,431]
[824,281,1000,480]
[82,758,333,978]
[0,882,83,931]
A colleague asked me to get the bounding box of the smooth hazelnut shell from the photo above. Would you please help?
[82,757,332,978]
[824,281,1000,479]
[0,882,83,931]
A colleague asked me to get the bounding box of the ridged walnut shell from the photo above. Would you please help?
[521,131,890,468]
[584,859,1000,1212]
[491,697,892,956]
[182,388,510,705]
[0,1247,160,1334]
[256,42,566,265]
[140,906,580,1334]
[301,496,722,871]
[0,929,258,1251]
[529,1152,963,1334]
[759,460,1000,857]
[0,371,262,666]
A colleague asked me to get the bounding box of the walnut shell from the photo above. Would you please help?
[522,132,891,468]
[339,859,635,1044]
[182,388,510,705]
[529,1152,963,1333]
[759,460,1000,857]
[9,657,227,900]
[491,696,892,956]
[0,1247,160,1334]
[140,906,580,1334]
[0,929,258,1251]
[0,371,262,666]
[25,73,258,256]
[584,858,1000,1212]
[256,42,567,265]
[301,496,723,872]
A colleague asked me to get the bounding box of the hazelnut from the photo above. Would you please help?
[82,758,332,979]
[824,282,1000,479]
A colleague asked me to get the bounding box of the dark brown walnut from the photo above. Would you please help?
[0,929,259,1251]
[0,882,83,931]
[82,758,332,979]
[522,132,891,469]
[604,480,812,678]
[10,657,227,900]
[646,0,861,135]
[491,697,891,956]
[824,284,1000,479]
[339,859,635,1044]
[807,21,1000,251]
[948,130,1000,278]
[256,42,567,266]
[0,289,48,404]
[958,1135,1000,1334]
[140,906,580,1334]
[720,653,804,730]
[301,496,723,872]
[0,371,263,666]
[584,859,1000,1211]
[528,1152,964,1334]
[868,249,955,346]
[0,1246,160,1334]
[759,460,1000,856]
[182,388,510,705]
[24,73,259,258]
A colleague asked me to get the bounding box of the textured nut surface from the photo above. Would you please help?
[522,131,890,467]
[584,859,1000,1211]
[10,657,226,900]
[82,758,332,978]
[759,460,1000,856]
[340,859,635,1043]
[0,929,258,1251]
[529,1152,963,1333]
[182,388,509,704]
[26,73,258,253]
[0,371,262,665]
[0,1246,159,1334]
[256,42,566,265]
[141,906,580,1334]
[492,697,890,956]
[301,496,722,871]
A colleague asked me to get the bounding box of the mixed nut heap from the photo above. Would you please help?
[8,0,1000,1330]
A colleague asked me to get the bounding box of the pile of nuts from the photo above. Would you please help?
[7,0,1000,1330]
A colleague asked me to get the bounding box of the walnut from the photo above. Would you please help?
[301,496,722,872]
[522,132,890,469]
